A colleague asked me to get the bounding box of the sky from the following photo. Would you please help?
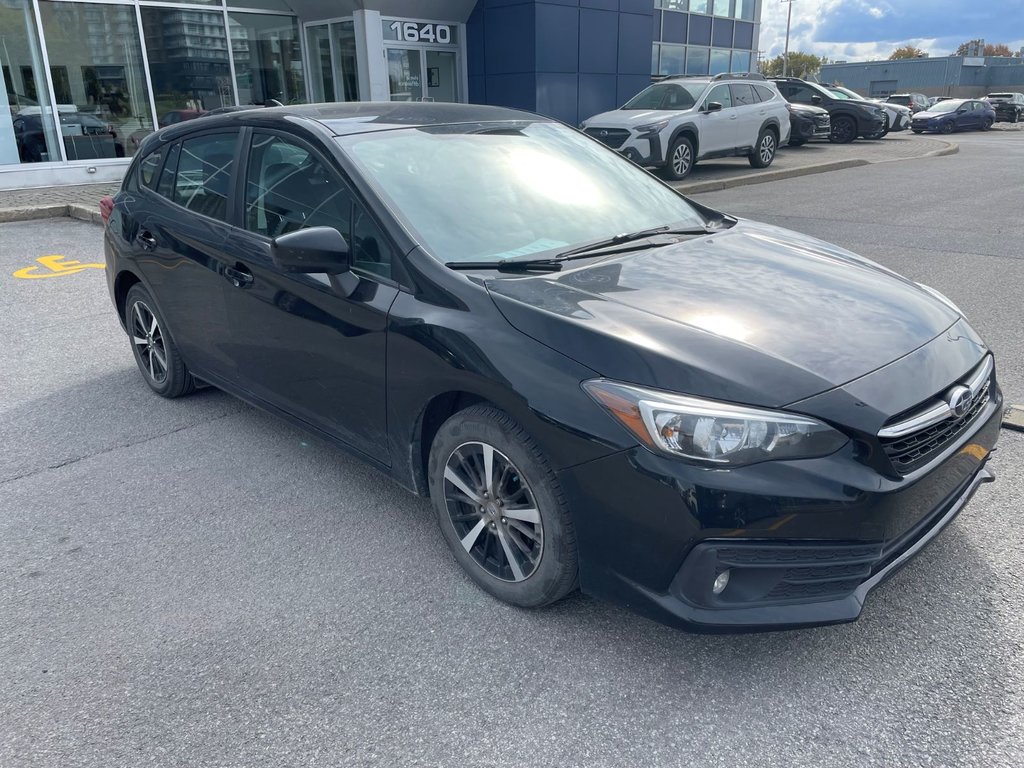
[759,0,1024,62]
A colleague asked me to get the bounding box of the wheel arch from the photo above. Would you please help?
[114,269,144,330]
[667,123,700,159]
[408,390,494,497]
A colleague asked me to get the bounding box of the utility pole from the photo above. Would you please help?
[782,0,795,77]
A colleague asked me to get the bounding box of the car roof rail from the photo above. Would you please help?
[711,72,766,81]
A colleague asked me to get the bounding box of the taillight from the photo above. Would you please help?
[99,195,114,225]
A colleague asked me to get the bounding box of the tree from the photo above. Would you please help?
[955,39,1014,57]
[759,52,825,78]
[889,45,927,59]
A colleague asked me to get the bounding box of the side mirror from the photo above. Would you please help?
[272,226,359,296]
[810,95,822,105]
[705,101,723,113]
[272,226,350,274]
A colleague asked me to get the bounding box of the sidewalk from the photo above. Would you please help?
[0,133,957,225]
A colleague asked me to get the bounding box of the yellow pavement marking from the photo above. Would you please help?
[13,255,105,279]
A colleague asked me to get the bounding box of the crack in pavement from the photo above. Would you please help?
[0,406,247,487]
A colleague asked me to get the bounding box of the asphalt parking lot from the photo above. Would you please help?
[2,131,1023,767]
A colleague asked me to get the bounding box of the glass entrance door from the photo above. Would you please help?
[305,20,359,103]
[387,48,459,102]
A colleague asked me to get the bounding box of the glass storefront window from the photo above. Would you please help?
[141,6,233,137]
[37,1,155,159]
[731,50,751,72]
[710,48,731,75]
[387,48,422,101]
[306,25,335,102]
[686,46,709,75]
[333,21,358,101]
[228,12,305,106]
[712,0,732,17]
[306,21,358,104]
[735,0,755,21]
[651,43,660,75]
[659,44,686,76]
[655,0,688,9]
[1,0,60,164]
[689,0,709,14]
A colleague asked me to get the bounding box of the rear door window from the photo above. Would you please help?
[172,132,239,222]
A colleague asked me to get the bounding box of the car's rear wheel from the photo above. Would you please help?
[124,284,196,398]
[663,135,695,180]
[940,121,955,134]
[1012,110,1020,124]
[428,405,578,608]
[912,128,924,133]
[749,128,777,168]
[830,115,857,144]
[982,118,993,131]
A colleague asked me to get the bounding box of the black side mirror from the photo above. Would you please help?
[705,101,723,113]
[810,95,822,105]
[272,226,358,295]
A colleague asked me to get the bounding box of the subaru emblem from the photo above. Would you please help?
[946,385,972,418]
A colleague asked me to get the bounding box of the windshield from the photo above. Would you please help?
[928,101,961,113]
[622,82,706,111]
[339,122,707,264]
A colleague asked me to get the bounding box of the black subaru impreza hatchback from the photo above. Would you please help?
[104,103,1002,630]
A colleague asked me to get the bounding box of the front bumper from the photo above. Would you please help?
[558,389,1002,631]
[584,127,665,167]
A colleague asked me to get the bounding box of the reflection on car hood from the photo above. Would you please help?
[584,109,691,128]
[789,103,829,116]
[486,221,959,408]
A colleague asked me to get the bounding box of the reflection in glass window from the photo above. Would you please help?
[0,0,61,165]
[659,45,686,76]
[731,50,752,73]
[655,0,688,9]
[173,132,238,222]
[710,48,731,75]
[735,0,755,20]
[141,6,233,139]
[229,13,305,106]
[651,44,660,75]
[36,1,155,160]
[713,0,732,17]
[690,0,709,14]
[686,47,709,75]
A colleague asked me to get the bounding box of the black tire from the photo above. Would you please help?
[748,127,777,168]
[912,129,925,134]
[1012,110,1020,124]
[124,284,196,398]
[940,121,955,135]
[428,405,578,608]
[663,135,695,180]
[788,138,807,147]
[830,115,857,144]
[982,118,993,131]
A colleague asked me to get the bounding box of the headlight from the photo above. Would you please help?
[635,120,669,134]
[579,121,588,130]
[583,380,848,466]
[917,283,964,316]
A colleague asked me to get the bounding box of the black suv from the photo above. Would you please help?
[771,78,887,143]
[985,93,1024,123]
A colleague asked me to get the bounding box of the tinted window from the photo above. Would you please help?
[730,83,756,107]
[244,134,352,238]
[785,84,818,105]
[156,143,180,199]
[704,84,732,109]
[139,148,163,189]
[351,206,394,280]
[172,133,238,221]
[753,85,777,103]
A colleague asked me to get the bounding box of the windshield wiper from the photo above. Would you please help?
[553,225,713,259]
[445,257,565,273]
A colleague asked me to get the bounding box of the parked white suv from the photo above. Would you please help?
[579,73,791,180]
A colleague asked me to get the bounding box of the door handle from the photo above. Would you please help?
[729,114,738,120]
[137,231,157,251]
[224,264,254,288]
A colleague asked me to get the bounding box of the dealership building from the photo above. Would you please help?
[1,0,761,190]
[821,55,1024,99]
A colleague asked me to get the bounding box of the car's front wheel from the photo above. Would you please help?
[912,128,925,134]
[788,137,807,147]
[428,405,578,608]
[663,135,695,180]
[749,128,777,168]
[1012,109,1020,124]
[940,121,955,134]
[124,284,196,398]
[830,115,857,143]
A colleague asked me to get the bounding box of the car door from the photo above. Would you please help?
[698,84,737,154]
[220,128,399,463]
[729,83,761,149]
[958,101,980,129]
[131,130,242,380]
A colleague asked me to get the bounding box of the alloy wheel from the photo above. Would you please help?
[672,143,692,177]
[130,300,168,384]
[759,134,776,164]
[443,441,543,583]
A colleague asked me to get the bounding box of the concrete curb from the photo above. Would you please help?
[1003,405,1024,432]
[0,204,68,223]
[674,159,869,194]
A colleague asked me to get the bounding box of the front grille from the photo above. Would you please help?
[814,115,830,127]
[880,380,990,475]
[584,127,630,149]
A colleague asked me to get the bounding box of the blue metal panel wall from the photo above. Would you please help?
[821,57,1024,96]
[466,0,654,126]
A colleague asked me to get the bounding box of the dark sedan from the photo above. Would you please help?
[912,99,996,134]
[104,103,1001,631]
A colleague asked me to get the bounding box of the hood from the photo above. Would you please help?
[789,103,829,116]
[583,109,689,129]
[485,221,959,408]
[915,110,952,119]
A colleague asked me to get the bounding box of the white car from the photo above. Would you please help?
[579,73,791,181]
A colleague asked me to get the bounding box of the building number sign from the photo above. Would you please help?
[386,21,453,45]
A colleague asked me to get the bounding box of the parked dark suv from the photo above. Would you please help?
[771,77,887,143]
[886,93,929,113]
[985,93,1024,123]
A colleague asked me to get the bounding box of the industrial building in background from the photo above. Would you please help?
[822,55,1024,100]
[1,0,762,190]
